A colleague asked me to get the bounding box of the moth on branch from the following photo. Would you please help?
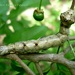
[0,33,67,55]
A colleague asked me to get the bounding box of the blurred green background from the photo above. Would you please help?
[0,0,75,75]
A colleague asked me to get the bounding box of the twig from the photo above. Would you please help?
[35,62,43,75]
[70,0,75,10]
[67,39,75,57]
[63,43,75,55]
[8,54,35,75]
[63,36,75,55]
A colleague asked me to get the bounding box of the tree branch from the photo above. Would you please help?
[20,53,75,75]
[8,54,35,75]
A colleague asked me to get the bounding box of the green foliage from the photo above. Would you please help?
[50,63,71,75]
[0,0,9,21]
[0,0,50,44]
[4,25,49,44]
[11,60,25,75]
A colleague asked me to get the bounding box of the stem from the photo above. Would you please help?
[35,62,43,75]
[39,0,43,10]
[57,46,60,54]
[67,39,75,57]
[10,54,35,75]
[70,0,75,10]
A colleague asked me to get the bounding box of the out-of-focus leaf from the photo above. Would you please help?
[0,0,9,21]
[50,8,59,17]
[29,62,38,74]
[4,25,49,44]
[19,17,31,28]
[56,63,71,75]
[47,70,53,75]
[43,62,50,74]
[0,0,9,14]
[53,70,60,75]
[16,72,24,75]
[0,0,9,34]
[11,61,24,72]
[50,8,60,33]
[43,69,50,75]
[65,51,74,60]
[0,62,6,72]
[12,0,50,8]
[0,23,12,35]
[59,72,65,75]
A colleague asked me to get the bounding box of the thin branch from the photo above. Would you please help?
[4,53,75,75]
[20,53,75,75]
[63,36,75,55]
[70,0,75,10]
[8,54,35,75]
[63,43,75,55]
[67,39,75,57]
[19,53,75,67]
[35,62,43,75]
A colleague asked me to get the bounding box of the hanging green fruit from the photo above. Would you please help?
[33,0,44,21]
[33,9,44,21]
